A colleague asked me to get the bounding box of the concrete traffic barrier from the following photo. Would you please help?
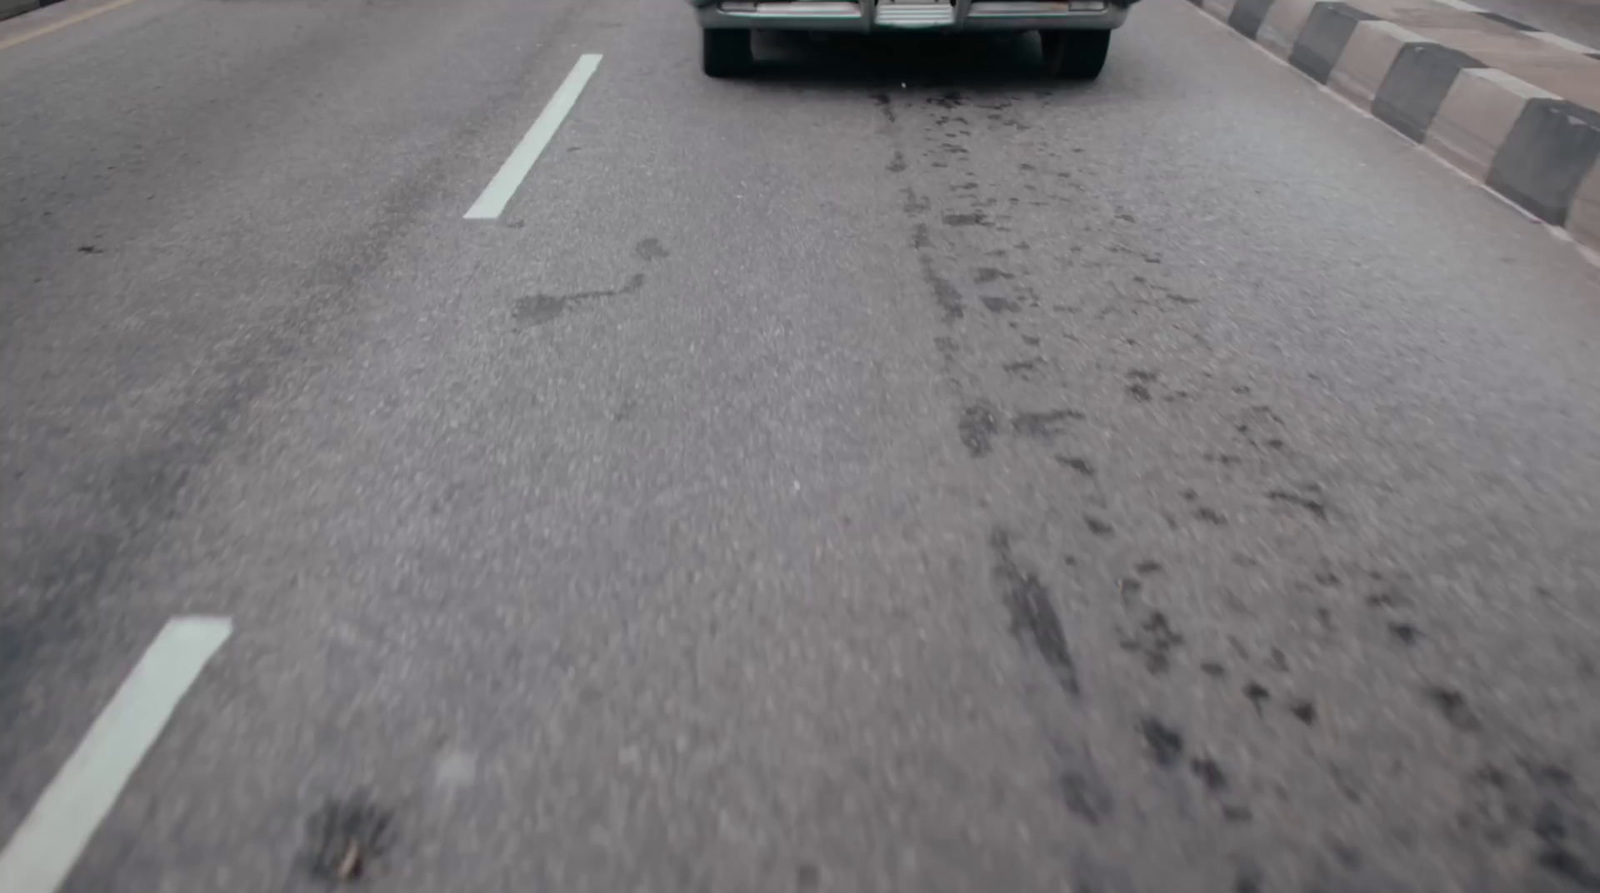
[1486,98,1600,226]
[1426,68,1558,181]
[1372,43,1486,141]
[1257,0,1320,58]
[1569,161,1600,251]
[1288,2,1378,83]
[1329,21,1425,107]
[1187,0,1600,255]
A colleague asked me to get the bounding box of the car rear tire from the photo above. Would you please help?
[1041,30,1110,80]
[702,29,753,78]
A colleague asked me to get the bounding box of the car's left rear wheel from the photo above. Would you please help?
[702,29,754,78]
[1041,30,1110,80]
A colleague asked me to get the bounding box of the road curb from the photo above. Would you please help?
[1,0,40,23]
[1188,0,1600,254]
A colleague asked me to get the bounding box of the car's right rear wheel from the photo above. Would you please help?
[702,29,753,78]
[1041,30,1110,80]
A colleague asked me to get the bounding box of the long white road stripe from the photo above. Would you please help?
[0,616,232,893]
[465,53,602,220]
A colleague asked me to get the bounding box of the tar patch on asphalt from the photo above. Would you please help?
[303,792,395,884]
[990,527,1079,696]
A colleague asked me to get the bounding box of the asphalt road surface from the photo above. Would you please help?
[3,0,1600,891]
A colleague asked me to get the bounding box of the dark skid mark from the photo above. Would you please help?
[1120,610,1184,675]
[1367,588,1411,609]
[1268,487,1329,520]
[1529,792,1600,891]
[1267,647,1289,672]
[888,150,907,173]
[1290,699,1317,725]
[303,793,394,884]
[1316,607,1335,631]
[975,266,1013,284]
[514,273,645,327]
[634,238,669,262]
[1060,770,1115,825]
[982,296,1020,314]
[1127,383,1152,402]
[1013,409,1083,441]
[1084,515,1114,538]
[1003,358,1041,379]
[1245,681,1270,714]
[1390,622,1421,645]
[1525,761,1574,789]
[872,91,897,124]
[1195,507,1227,526]
[960,402,999,457]
[1425,686,1482,732]
[922,258,965,322]
[1191,758,1229,792]
[943,212,988,227]
[1234,863,1265,893]
[991,528,1080,696]
[1140,717,1185,768]
[1057,455,1095,476]
[903,187,931,215]
[1537,847,1600,890]
[1330,763,1364,803]
[1249,403,1285,423]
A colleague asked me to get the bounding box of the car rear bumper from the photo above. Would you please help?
[692,0,1129,32]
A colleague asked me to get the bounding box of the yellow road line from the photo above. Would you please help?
[0,0,149,52]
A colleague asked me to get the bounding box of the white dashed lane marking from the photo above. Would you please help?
[0,616,232,893]
[465,53,603,220]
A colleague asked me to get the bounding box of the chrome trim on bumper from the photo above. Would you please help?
[696,0,1127,31]
[709,0,864,21]
[876,3,956,26]
[969,0,1106,16]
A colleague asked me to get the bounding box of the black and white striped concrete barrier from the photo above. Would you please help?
[1189,0,1600,255]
